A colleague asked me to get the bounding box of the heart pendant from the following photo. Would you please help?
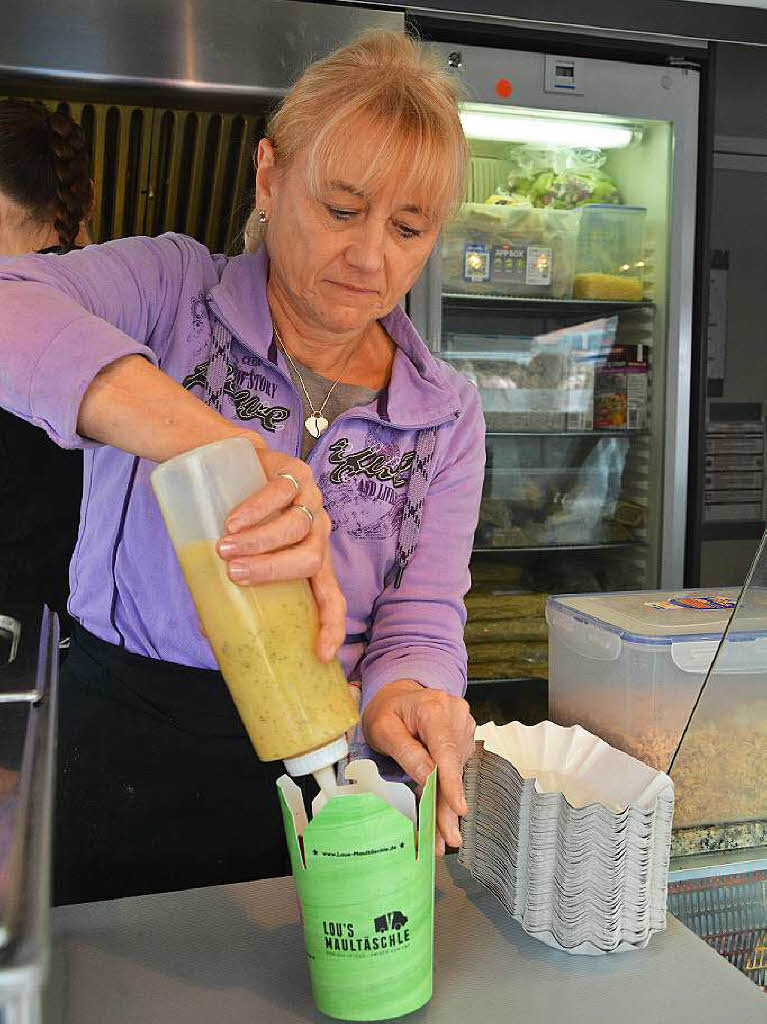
[305,415,329,438]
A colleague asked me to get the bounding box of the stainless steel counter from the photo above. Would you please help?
[48,856,765,1024]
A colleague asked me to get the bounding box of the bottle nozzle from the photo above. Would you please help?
[283,735,348,778]
[313,765,338,798]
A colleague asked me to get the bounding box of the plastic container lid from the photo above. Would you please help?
[547,588,766,645]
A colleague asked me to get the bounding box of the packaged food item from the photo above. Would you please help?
[441,202,578,298]
[593,344,649,430]
[536,316,620,432]
[506,146,622,209]
[612,499,646,529]
[528,167,621,209]
[451,316,618,433]
[573,273,644,301]
[453,353,576,432]
[574,205,647,300]
[475,436,631,548]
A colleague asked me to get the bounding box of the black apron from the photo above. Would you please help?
[53,624,315,905]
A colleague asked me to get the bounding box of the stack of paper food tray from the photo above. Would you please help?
[460,721,675,955]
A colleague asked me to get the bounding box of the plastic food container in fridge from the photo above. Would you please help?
[441,203,578,298]
[573,205,646,301]
[546,588,767,826]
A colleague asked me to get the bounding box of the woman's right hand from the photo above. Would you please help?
[215,447,346,662]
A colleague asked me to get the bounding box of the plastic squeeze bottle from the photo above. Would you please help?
[150,437,358,779]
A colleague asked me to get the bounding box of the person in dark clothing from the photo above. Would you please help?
[0,99,93,642]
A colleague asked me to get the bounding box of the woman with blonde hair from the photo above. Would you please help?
[0,30,484,904]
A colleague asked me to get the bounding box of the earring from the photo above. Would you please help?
[257,209,268,224]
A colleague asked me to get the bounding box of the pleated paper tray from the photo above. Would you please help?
[667,871,767,990]
[460,721,675,955]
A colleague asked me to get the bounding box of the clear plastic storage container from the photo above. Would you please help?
[546,588,767,775]
[442,203,578,298]
[151,437,357,775]
[573,205,647,301]
[449,353,594,433]
[477,435,631,549]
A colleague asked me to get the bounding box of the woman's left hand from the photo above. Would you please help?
[216,447,346,662]
[361,679,476,855]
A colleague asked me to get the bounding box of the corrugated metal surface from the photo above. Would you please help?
[141,108,261,251]
[1,96,262,252]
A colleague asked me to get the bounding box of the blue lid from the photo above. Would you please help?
[547,589,767,646]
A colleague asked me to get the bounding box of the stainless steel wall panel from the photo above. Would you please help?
[0,0,403,96]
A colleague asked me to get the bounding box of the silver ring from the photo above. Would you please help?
[277,471,300,495]
[293,503,314,524]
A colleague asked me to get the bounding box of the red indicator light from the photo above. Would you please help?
[496,77,513,98]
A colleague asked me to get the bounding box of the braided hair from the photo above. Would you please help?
[0,98,92,252]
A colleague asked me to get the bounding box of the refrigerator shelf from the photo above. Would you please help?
[472,541,647,555]
[485,430,649,439]
[466,676,545,687]
[442,293,654,317]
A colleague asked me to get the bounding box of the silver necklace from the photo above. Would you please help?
[274,326,356,438]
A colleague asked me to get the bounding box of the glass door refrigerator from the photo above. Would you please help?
[409,42,700,687]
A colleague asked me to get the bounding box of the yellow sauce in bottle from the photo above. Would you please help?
[176,539,358,761]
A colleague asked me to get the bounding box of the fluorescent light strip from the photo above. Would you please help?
[459,108,636,150]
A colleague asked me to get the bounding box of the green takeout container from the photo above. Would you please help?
[278,762,437,1021]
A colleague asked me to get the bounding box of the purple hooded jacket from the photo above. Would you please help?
[0,233,485,707]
